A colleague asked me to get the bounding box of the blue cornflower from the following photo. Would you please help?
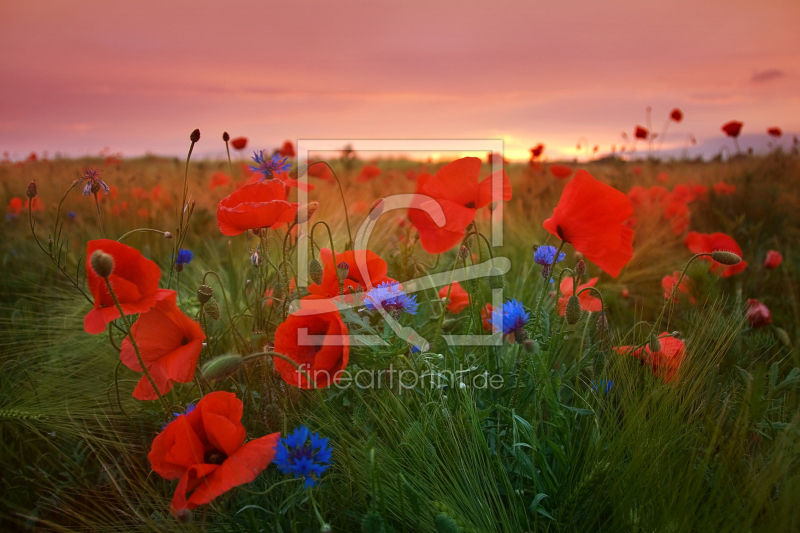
[489,299,530,338]
[534,245,565,283]
[162,402,195,429]
[79,167,110,196]
[364,281,419,315]
[249,150,291,178]
[174,248,194,266]
[68,211,77,219]
[274,426,332,488]
[591,379,613,394]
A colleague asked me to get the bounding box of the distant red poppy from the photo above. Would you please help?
[531,144,545,158]
[438,281,469,314]
[685,231,747,277]
[209,172,232,191]
[549,165,573,179]
[120,291,205,400]
[558,277,602,316]
[230,137,248,150]
[616,333,686,383]
[307,248,394,300]
[632,166,642,176]
[306,162,333,182]
[356,164,382,183]
[688,182,708,200]
[745,299,771,328]
[670,184,695,204]
[84,239,171,334]
[6,197,23,218]
[137,208,149,219]
[713,182,736,195]
[149,391,279,514]
[763,250,782,269]
[104,156,122,167]
[634,126,649,140]
[131,187,149,200]
[279,140,295,157]
[621,288,630,299]
[767,127,782,138]
[216,180,298,236]
[23,197,45,212]
[670,108,683,122]
[273,298,349,389]
[657,172,669,183]
[543,170,634,278]
[481,303,494,331]
[408,157,511,254]
[662,271,695,304]
[722,121,743,138]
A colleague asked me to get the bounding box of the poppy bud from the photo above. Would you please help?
[295,202,319,225]
[434,514,460,533]
[190,129,200,143]
[575,260,586,277]
[361,511,386,533]
[649,335,662,353]
[597,313,609,332]
[458,246,469,260]
[309,259,324,285]
[222,131,230,142]
[25,180,37,199]
[523,338,539,355]
[442,318,459,331]
[622,288,629,299]
[488,267,505,289]
[336,261,349,282]
[202,354,244,381]
[163,231,173,239]
[711,250,742,266]
[204,298,221,320]
[565,295,581,325]
[90,250,114,278]
[745,299,771,328]
[175,509,193,524]
[198,284,213,304]
[369,199,384,220]
[672,331,681,339]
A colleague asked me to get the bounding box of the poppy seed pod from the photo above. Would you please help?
[25,180,37,199]
[565,295,581,325]
[711,250,742,266]
[294,202,319,225]
[336,261,350,282]
[197,284,213,304]
[488,267,505,289]
[649,335,662,353]
[202,354,244,381]
[309,259,324,285]
[190,129,200,143]
[204,298,221,320]
[90,250,114,278]
[575,260,586,277]
[222,131,230,142]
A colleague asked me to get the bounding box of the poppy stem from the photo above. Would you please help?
[224,139,233,176]
[203,270,246,353]
[103,278,171,413]
[310,162,353,249]
[309,491,327,528]
[650,253,709,338]
[92,192,105,238]
[168,138,196,287]
[432,253,462,354]
[117,228,171,242]
[241,351,316,389]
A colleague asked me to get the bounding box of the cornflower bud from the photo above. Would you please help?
[190,129,200,143]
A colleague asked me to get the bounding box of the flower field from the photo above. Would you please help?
[2,136,800,532]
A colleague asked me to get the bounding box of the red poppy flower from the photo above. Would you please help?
[308,162,333,182]
[621,288,629,299]
[408,157,511,254]
[84,239,171,335]
[722,121,743,138]
[767,127,782,138]
[438,281,469,314]
[149,391,279,514]
[307,248,394,300]
[558,277,602,316]
[549,165,573,179]
[687,182,708,201]
[356,164,382,183]
[209,172,232,191]
[657,172,669,183]
[670,184,695,204]
[6,197,23,217]
[216,180,298,236]
[230,137,248,150]
[763,250,782,270]
[632,166,643,176]
[279,140,295,157]
[246,171,314,192]
[712,182,736,195]
[120,291,205,400]
[662,271,695,304]
[543,170,634,278]
[634,126,649,140]
[670,108,683,122]
[531,144,545,158]
[481,303,494,331]
[615,333,686,383]
[273,299,349,389]
[685,231,747,277]
[745,299,771,328]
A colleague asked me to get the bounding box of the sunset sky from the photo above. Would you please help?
[1,0,798,161]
